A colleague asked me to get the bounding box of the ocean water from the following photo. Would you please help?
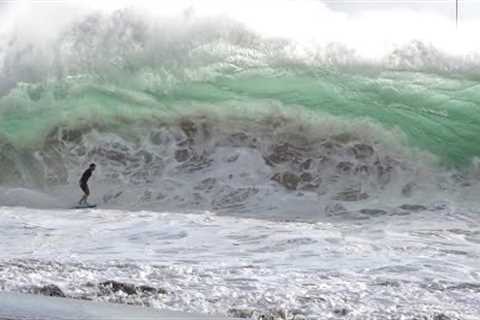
[1,1,480,319]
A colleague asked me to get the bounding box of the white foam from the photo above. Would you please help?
[0,206,478,318]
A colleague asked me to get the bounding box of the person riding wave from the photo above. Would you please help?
[78,163,96,206]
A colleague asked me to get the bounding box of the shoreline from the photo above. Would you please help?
[0,291,234,320]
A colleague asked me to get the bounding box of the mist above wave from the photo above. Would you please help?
[2,1,480,97]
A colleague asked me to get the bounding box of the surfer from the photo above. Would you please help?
[78,163,96,206]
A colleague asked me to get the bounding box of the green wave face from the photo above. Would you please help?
[213,70,480,167]
[2,68,479,167]
[1,9,479,169]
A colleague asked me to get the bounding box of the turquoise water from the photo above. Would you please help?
[1,67,479,167]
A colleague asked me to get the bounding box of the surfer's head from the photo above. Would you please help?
[89,163,96,170]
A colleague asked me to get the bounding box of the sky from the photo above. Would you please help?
[0,0,479,21]
[325,0,480,21]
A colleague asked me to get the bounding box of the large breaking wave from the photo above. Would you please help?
[1,1,480,214]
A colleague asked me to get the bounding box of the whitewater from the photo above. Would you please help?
[0,1,479,319]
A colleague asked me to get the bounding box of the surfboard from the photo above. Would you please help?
[0,292,233,319]
[72,204,97,209]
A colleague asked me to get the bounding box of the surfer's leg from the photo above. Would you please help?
[84,184,90,205]
[79,183,89,205]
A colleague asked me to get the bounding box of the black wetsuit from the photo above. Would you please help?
[79,168,94,195]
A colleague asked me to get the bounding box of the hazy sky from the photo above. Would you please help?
[0,0,479,21]
[325,0,480,21]
[0,0,479,26]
